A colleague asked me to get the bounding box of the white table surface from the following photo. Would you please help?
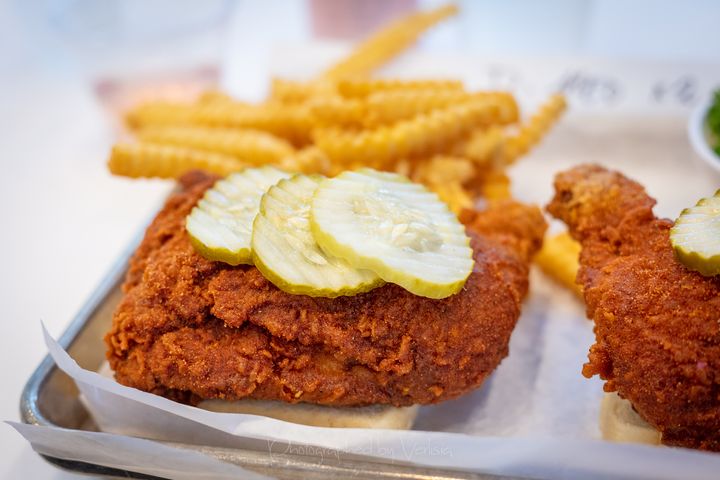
[1,1,719,478]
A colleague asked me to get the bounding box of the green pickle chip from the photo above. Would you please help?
[186,166,290,265]
[310,169,474,299]
[251,174,383,297]
[670,190,720,276]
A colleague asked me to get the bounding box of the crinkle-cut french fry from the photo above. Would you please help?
[127,100,312,147]
[125,96,246,129]
[310,87,510,129]
[321,4,459,81]
[108,143,245,179]
[190,102,314,147]
[269,78,335,104]
[456,125,506,168]
[309,96,366,128]
[411,155,475,185]
[127,98,312,145]
[125,102,196,130]
[364,89,468,127]
[269,78,311,104]
[413,154,488,204]
[454,93,563,171]
[410,156,476,214]
[279,146,332,175]
[393,158,414,177]
[313,100,500,168]
[197,90,239,105]
[137,126,294,165]
[430,181,474,215]
[503,93,566,165]
[344,89,518,128]
[480,169,512,201]
[487,91,521,125]
[535,231,583,296]
[337,78,463,99]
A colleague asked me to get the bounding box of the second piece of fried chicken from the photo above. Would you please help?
[106,171,546,408]
[548,164,720,451]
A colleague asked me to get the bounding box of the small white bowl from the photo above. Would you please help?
[688,98,720,173]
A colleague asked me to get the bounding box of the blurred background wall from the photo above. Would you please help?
[2,0,719,101]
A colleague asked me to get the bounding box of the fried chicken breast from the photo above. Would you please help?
[106,171,546,407]
[548,164,720,451]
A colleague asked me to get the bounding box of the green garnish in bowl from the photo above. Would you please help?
[708,90,720,156]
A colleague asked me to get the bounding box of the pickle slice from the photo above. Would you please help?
[310,169,474,299]
[186,166,290,265]
[670,190,720,276]
[252,174,382,297]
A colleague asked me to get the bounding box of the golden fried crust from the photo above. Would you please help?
[106,171,546,407]
[460,200,547,265]
[548,164,720,451]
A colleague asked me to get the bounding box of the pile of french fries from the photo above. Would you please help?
[109,4,566,214]
[107,4,579,294]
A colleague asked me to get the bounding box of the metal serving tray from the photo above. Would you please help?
[19,234,523,480]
